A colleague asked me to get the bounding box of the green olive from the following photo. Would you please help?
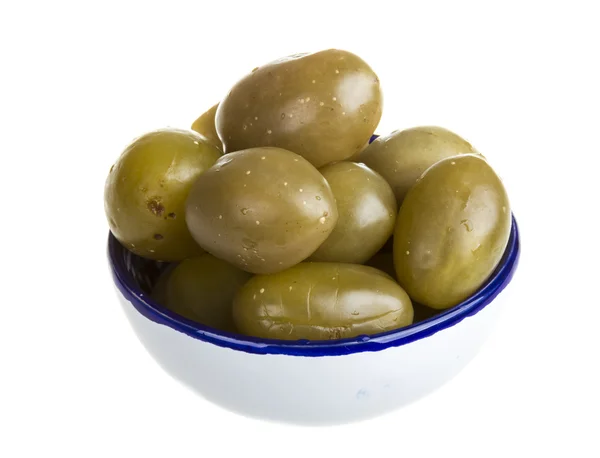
[309,162,396,263]
[185,147,338,274]
[233,262,413,340]
[393,154,511,309]
[191,103,222,150]
[105,128,222,261]
[216,49,382,167]
[162,254,252,332]
[359,126,480,204]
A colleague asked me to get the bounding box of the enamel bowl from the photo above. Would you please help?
[108,216,520,425]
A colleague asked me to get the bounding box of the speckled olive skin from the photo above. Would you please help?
[359,126,480,204]
[309,162,397,263]
[185,147,338,274]
[105,128,222,261]
[215,49,383,167]
[191,103,222,150]
[393,154,511,309]
[162,254,252,332]
[233,262,413,341]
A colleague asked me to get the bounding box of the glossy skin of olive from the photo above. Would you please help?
[233,262,414,341]
[358,126,480,204]
[161,254,252,332]
[309,162,397,263]
[393,154,511,309]
[216,49,382,168]
[191,103,222,150]
[105,128,222,261]
[185,147,338,274]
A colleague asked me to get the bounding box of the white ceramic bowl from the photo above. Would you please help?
[108,216,520,425]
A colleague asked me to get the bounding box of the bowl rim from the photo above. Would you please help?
[107,214,520,357]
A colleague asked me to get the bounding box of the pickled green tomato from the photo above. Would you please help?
[191,103,222,150]
[216,49,382,168]
[233,263,414,341]
[359,126,480,204]
[393,154,511,309]
[162,254,252,332]
[105,128,222,261]
[309,162,397,264]
[185,147,338,274]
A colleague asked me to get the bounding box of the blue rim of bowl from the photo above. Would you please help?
[107,213,520,357]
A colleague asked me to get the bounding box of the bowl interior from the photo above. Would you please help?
[108,214,520,356]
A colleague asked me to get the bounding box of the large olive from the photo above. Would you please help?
[105,128,222,261]
[191,103,222,150]
[309,162,396,263]
[161,254,252,332]
[393,154,511,309]
[216,49,382,167]
[358,126,480,204]
[233,262,414,341]
[185,147,338,274]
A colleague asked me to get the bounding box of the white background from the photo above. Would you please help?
[1,1,599,456]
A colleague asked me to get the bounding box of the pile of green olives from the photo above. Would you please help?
[105,49,511,341]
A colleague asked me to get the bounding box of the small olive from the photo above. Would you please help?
[309,162,396,264]
[191,103,222,150]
